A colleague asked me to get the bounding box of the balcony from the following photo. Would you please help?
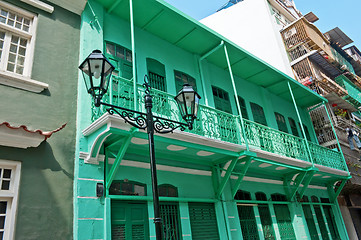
[91,76,347,172]
[281,18,334,62]
[335,75,361,108]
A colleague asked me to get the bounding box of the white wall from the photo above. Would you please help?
[201,0,294,77]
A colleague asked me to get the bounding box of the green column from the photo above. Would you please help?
[287,81,313,164]
[224,45,249,150]
[129,0,137,111]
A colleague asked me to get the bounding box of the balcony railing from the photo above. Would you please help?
[91,76,346,172]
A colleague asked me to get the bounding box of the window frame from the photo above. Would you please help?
[250,102,267,126]
[0,160,21,240]
[0,1,47,93]
[274,112,288,133]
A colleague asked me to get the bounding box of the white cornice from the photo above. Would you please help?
[0,125,45,148]
[0,71,48,93]
[20,0,54,13]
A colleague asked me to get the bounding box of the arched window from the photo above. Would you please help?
[234,190,252,200]
[275,112,288,133]
[109,180,146,196]
[288,117,299,137]
[250,102,267,126]
[255,192,267,201]
[147,58,166,92]
[236,96,249,119]
[174,70,197,93]
[158,184,178,197]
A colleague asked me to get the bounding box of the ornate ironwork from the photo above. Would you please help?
[91,75,347,171]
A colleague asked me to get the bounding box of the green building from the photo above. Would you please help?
[0,0,84,239]
[74,0,350,239]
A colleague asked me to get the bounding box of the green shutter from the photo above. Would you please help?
[212,86,232,114]
[105,41,133,80]
[237,205,260,240]
[250,102,267,126]
[174,70,197,93]
[188,202,220,239]
[273,204,296,240]
[302,205,319,240]
[288,118,299,137]
[111,201,149,240]
[236,96,249,119]
[298,123,311,141]
[275,112,288,133]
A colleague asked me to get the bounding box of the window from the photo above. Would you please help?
[147,58,166,92]
[271,194,296,239]
[109,180,146,196]
[212,86,232,114]
[0,2,37,77]
[174,70,196,93]
[250,102,267,126]
[236,96,249,119]
[158,185,181,239]
[288,118,299,137]
[0,160,21,240]
[235,190,259,240]
[105,41,132,79]
[256,192,276,240]
[275,112,288,133]
[158,184,178,197]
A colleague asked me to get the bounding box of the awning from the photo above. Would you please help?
[325,27,353,48]
[94,0,327,108]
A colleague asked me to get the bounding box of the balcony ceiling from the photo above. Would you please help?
[95,0,326,108]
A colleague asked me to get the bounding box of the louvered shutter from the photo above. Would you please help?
[188,203,220,239]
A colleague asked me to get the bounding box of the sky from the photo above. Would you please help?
[164,0,361,50]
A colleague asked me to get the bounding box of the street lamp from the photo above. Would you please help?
[79,50,201,240]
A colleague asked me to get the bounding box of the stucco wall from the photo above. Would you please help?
[0,0,80,239]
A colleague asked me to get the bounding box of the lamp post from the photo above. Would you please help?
[79,50,201,240]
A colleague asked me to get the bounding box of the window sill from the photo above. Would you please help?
[0,71,49,93]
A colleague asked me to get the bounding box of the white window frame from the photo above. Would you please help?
[0,1,48,93]
[0,160,21,240]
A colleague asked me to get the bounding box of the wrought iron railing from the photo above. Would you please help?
[243,120,309,161]
[91,76,346,171]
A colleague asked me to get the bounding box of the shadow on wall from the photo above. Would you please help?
[0,141,74,239]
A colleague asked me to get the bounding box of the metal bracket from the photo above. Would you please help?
[231,157,253,198]
[327,178,350,203]
[105,128,137,190]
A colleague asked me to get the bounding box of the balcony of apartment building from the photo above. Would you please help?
[280,19,359,96]
[310,102,361,187]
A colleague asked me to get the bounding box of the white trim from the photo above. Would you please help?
[0,160,21,240]
[0,124,45,149]
[20,0,54,13]
[0,70,48,93]
[0,1,40,88]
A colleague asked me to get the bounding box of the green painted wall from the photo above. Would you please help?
[73,1,346,240]
[0,0,80,239]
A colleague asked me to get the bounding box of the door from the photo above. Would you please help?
[111,201,149,240]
